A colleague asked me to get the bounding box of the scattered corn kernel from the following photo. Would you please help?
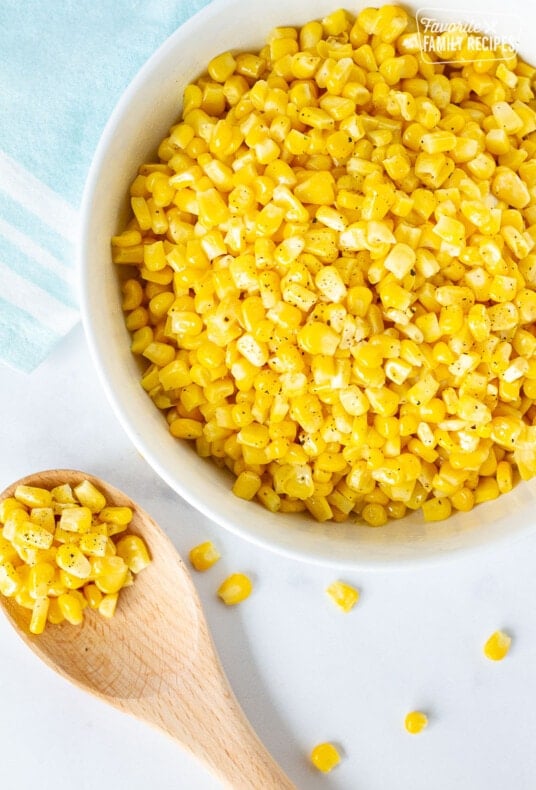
[189,540,221,571]
[483,630,512,661]
[217,572,252,605]
[326,580,360,612]
[404,711,428,734]
[0,479,150,633]
[310,742,341,773]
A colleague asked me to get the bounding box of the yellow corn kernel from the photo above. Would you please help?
[29,597,50,635]
[467,304,491,342]
[0,496,27,524]
[83,583,103,610]
[56,544,92,580]
[208,51,236,83]
[406,374,439,407]
[145,339,181,367]
[0,535,18,565]
[310,742,341,773]
[29,507,55,533]
[130,196,152,230]
[98,592,119,619]
[121,278,144,311]
[58,569,86,590]
[284,128,310,155]
[496,461,513,494]
[326,580,359,612]
[237,422,269,449]
[73,480,107,513]
[297,322,340,355]
[433,215,465,247]
[113,243,146,265]
[112,229,142,248]
[0,560,22,597]
[484,630,511,661]
[386,500,407,519]
[422,496,452,522]
[305,495,333,522]
[92,556,129,594]
[130,326,154,354]
[294,171,336,205]
[14,485,52,509]
[78,532,109,558]
[361,503,388,527]
[170,418,204,440]
[143,240,167,272]
[451,487,475,512]
[404,711,428,734]
[217,572,253,605]
[492,167,530,209]
[59,506,92,534]
[378,280,411,312]
[115,535,151,574]
[2,505,29,541]
[46,597,65,624]
[414,152,454,189]
[57,592,84,625]
[492,101,523,134]
[125,306,149,333]
[15,590,35,611]
[13,520,54,550]
[232,470,262,501]
[383,243,416,279]
[485,128,511,156]
[189,541,221,572]
[474,478,500,504]
[99,506,133,527]
[466,152,496,181]
[27,562,55,599]
[256,485,281,513]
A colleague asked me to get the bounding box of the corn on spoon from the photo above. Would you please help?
[0,470,295,790]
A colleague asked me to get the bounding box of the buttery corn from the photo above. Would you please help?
[114,5,536,528]
[0,479,151,633]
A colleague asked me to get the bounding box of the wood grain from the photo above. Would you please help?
[0,470,295,790]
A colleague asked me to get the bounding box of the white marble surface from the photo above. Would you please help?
[2,323,536,790]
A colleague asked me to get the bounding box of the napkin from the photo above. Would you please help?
[0,0,211,373]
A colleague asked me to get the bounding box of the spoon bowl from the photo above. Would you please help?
[0,470,294,790]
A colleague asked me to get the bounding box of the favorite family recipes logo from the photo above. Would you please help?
[416,8,521,63]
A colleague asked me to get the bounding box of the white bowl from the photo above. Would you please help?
[80,0,536,568]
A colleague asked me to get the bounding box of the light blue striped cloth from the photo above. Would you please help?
[0,0,211,373]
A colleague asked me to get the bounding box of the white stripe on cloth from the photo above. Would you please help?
[0,151,78,243]
[0,259,78,336]
[0,217,74,285]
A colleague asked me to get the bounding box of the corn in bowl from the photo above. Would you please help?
[112,5,536,526]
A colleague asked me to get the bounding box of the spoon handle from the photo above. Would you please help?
[131,683,296,790]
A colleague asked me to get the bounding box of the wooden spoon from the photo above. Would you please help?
[0,470,295,790]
